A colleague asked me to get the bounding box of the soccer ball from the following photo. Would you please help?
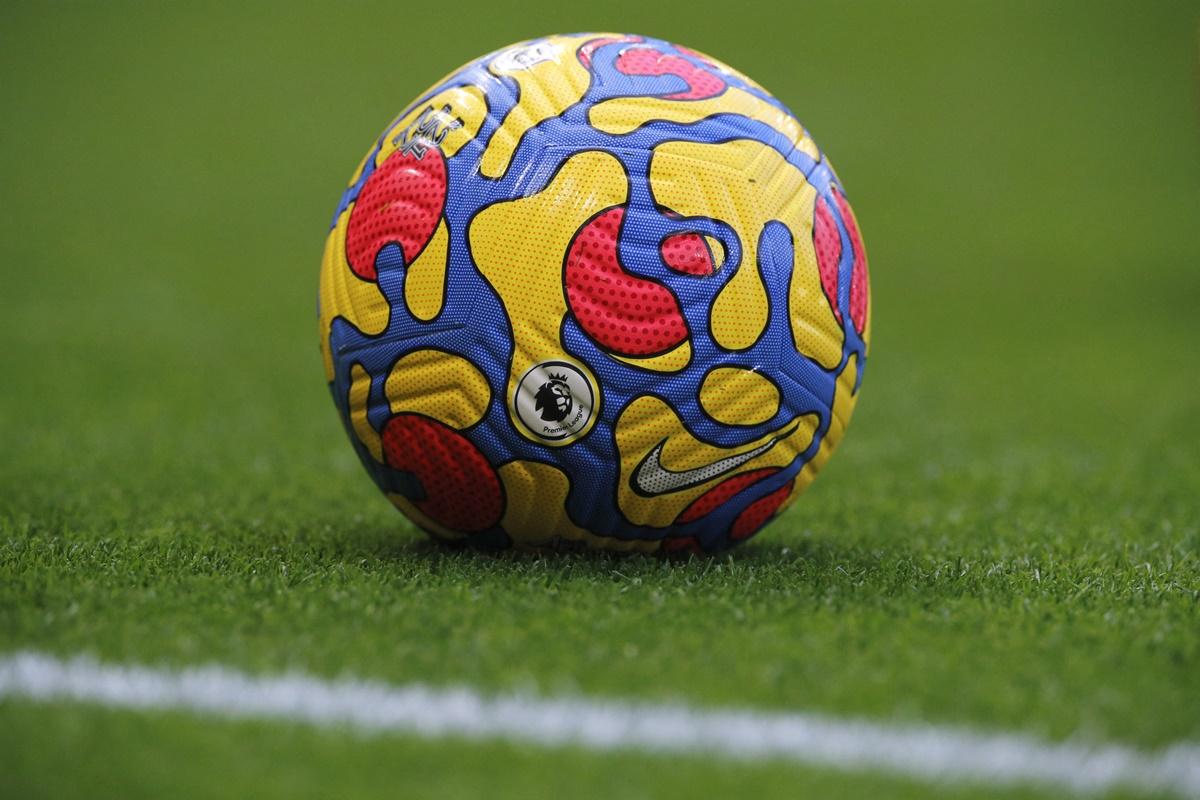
[317,34,870,554]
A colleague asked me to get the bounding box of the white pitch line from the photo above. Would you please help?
[1,652,1197,797]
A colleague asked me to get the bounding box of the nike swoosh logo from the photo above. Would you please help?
[630,422,798,497]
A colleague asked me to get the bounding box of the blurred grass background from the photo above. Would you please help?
[2,0,1196,490]
[1,1,1198,797]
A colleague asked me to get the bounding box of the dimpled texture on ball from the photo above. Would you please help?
[317,33,871,553]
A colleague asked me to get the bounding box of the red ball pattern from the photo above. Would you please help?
[615,47,725,100]
[660,232,716,276]
[674,45,719,71]
[675,468,780,524]
[833,188,870,335]
[577,35,643,68]
[381,413,503,533]
[812,194,843,324]
[565,206,689,357]
[345,149,447,281]
[730,481,794,541]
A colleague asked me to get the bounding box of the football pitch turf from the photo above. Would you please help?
[1,1,1197,797]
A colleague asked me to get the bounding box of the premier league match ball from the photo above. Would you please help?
[317,34,870,554]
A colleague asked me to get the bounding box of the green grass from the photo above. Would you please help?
[6,702,1164,800]
[1,0,1198,797]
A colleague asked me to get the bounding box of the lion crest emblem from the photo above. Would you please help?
[533,373,573,422]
